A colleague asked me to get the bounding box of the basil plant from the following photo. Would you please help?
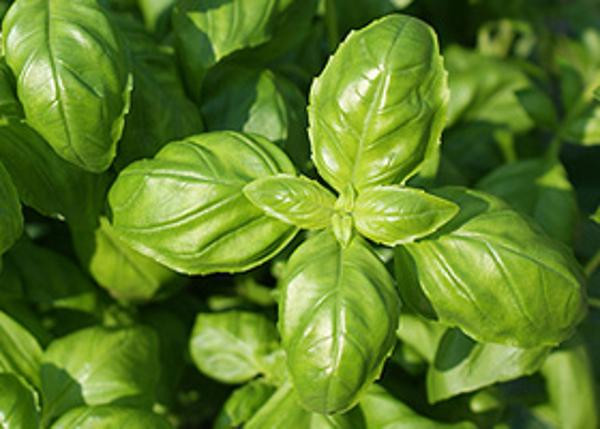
[109,15,586,415]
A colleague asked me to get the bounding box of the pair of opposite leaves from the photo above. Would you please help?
[108,16,585,414]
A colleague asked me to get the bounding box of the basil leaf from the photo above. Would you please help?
[309,15,448,192]
[280,230,400,413]
[0,58,23,119]
[190,311,279,384]
[477,159,578,244]
[113,14,204,170]
[41,325,160,423]
[396,313,446,363]
[427,328,550,403]
[50,405,173,429]
[0,373,39,429]
[592,206,600,224]
[541,337,598,429]
[244,174,336,229]
[0,310,43,389]
[246,382,362,429]
[137,0,176,35]
[72,217,184,303]
[0,160,22,255]
[561,101,600,146]
[0,119,109,228]
[397,187,586,347]
[3,0,132,172]
[109,131,298,275]
[354,185,459,246]
[215,380,276,429]
[360,384,476,429]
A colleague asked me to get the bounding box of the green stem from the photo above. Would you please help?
[545,134,562,160]
[584,248,600,278]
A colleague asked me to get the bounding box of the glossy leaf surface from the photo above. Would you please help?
[0,161,22,255]
[280,230,400,413]
[244,174,336,229]
[427,328,550,403]
[190,311,279,384]
[3,0,132,172]
[50,405,173,429]
[396,187,586,347]
[0,310,43,389]
[309,15,447,191]
[109,131,298,275]
[214,380,275,429]
[477,159,578,243]
[41,325,160,422]
[0,373,39,429]
[354,185,459,246]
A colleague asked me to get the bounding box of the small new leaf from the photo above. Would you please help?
[354,185,459,246]
[244,174,336,230]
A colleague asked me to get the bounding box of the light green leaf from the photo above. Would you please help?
[561,101,600,146]
[137,0,176,35]
[246,382,361,429]
[3,0,132,172]
[41,325,160,424]
[190,311,279,384]
[214,380,276,429]
[360,384,476,429]
[244,174,336,229]
[354,185,459,246]
[541,337,598,429]
[0,161,22,255]
[396,313,446,363]
[72,217,184,303]
[0,310,43,389]
[477,159,578,244]
[280,230,400,413]
[0,119,109,228]
[112,14,204,170]
[309,15,448,192]
[50,405,173,429]
[427,328,550,404]
[395,187,586,348]
[0,373,39,429]
[0,239,99,314]
[592,206,600,224]
[109,131,298,275]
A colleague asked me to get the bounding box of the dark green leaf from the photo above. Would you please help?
[214,380,275,429]
[3,0,132,172]
[280,230,400,413]
[0,160,22,255]
[309,15,448,191]
[190,311,279,384]
[109,131,298,275]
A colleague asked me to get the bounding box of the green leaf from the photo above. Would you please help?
[214,380,276,429]
[477,159,578,244]
[50,405,173,429]
[395,187,586,348]
[541,337,598,429]
[353,185,459,246]
[515,87,559,130]
[0,58,23,119]
[561,101,600,146]
[72,217,184,303]
[244,174,336,229]
[108,131,298,275]
[190,311,279,384]
[279,230,400,413]
[41,325,160,424]
[0,373,40,429]
[592,206,600,224]
[0,239,99,314]
[3,0,132,172]
[112,14,204,170]
[137,0,176,35]
[246,382,362,429]
[201,66,309,168]
[360,384,476,429]
[309,15,448,191]
[427,328,550,404]
[0,119,109,228]
[396,313,446,363]
[0,310,43,389]
[0,160,22,255]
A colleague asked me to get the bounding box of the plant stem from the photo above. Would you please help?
[584,249,600,278]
